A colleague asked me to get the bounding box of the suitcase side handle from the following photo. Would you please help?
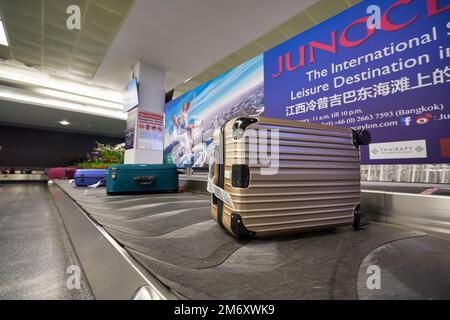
[134,176,156,185]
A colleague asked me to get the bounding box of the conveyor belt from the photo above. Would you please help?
[358,236,450,299]
[54,180,450,299]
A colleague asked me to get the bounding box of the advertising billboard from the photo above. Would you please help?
[263,0,450,164]
[164,54,264,167]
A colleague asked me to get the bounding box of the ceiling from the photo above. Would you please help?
[0,98,125,136]
[175,0,361,96]
[92,0,320,91]
[0,0,361,93]
[93,0,360,96]
[0,0,359,93]
[0,0,134,83]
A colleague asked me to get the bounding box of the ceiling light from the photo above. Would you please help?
[183,76,194,83]
[35,88,123,110]
[0,18,8,47]
[0,62,123,104]
[59,120,70,126]
[0,86,127,120]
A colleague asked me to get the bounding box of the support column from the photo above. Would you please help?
[124,63,166,164]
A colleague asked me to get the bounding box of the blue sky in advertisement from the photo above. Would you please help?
[165,54,263,122]
[264,0,450,164]
[164,54,264,167]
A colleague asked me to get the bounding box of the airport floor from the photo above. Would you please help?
[0,183,93,300]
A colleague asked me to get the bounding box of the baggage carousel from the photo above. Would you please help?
[49,180,450,300]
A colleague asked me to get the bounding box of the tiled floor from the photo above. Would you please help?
[0,183,93,300]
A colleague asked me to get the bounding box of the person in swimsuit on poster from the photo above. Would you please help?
[181,101,203,142]
[167,99,206,166]
[166,113,187,158]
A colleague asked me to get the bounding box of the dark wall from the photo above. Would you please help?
[0,125,123,169]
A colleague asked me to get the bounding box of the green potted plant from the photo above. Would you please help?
[76,142,125,169]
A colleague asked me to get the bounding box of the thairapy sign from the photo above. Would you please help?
[263,0,450,164]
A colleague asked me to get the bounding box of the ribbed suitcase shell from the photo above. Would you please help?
[74,169,107,187]
[211,117,362,237]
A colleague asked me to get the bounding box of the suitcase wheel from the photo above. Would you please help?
[232,117,258,140]
[352,129,372,147]
[231,214,255,238]
[353,205,369,230]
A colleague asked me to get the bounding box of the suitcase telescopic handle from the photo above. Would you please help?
[134,176,156,185]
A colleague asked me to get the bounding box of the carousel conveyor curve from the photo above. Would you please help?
[51,180,450,300]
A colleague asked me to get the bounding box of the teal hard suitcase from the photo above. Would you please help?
[106,164,179,195]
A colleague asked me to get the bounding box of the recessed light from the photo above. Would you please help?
[0,18,9,47]
[59,120,70,126]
